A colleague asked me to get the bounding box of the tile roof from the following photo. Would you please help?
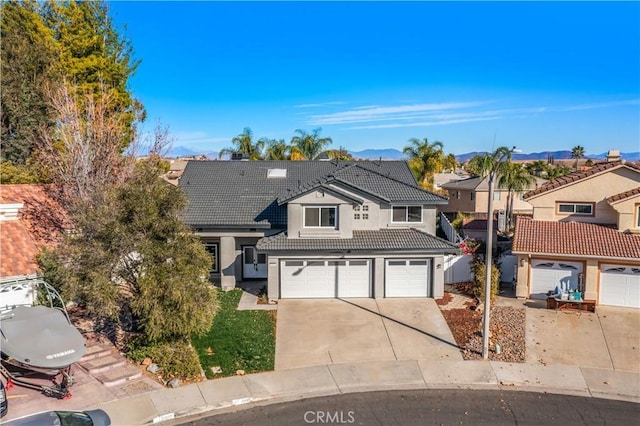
[179,160,435,227]
[524,161,640,200]
[0,185,67,277]
[607,187,640,204]
[256,228,461,253]
[512,217,640,260]
[441,175,546,192]
[277,164,447,205]
[0,221,40,277]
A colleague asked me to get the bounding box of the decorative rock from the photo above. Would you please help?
[235,369,246,376]
[168,378,180,388]
[141,357,152,366]
[147,363,160,374]
[210,366,222,374]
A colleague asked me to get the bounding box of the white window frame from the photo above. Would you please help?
[391,205,423,223]
[636,204,640,228]
[304,206,337,228]
[556,202,594,216]
[204,243,219,273]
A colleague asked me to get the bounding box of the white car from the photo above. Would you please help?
[2,409,110,426]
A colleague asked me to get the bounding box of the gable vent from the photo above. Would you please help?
[267,168,287,178]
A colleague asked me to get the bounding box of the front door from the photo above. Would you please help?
[243,246,268,279]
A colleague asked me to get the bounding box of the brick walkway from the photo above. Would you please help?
[438,284,476,310]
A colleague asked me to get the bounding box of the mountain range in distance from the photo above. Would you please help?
[165,146,639,162]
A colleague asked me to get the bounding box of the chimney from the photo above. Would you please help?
[606,150,621,162]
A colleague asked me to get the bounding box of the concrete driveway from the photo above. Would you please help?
[500,298,640,372]
[275,298,462,370]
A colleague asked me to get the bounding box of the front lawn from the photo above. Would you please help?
[192,289,276,378]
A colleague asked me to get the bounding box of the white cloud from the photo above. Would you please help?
[348,116,503,130]
[293,101,346,108]
[302,99,639,129]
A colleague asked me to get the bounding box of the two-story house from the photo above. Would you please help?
[179,160,460,300]
[440,174,547,217]
[512,161,640,308]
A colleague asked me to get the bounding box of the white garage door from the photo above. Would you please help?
[385,259,430,297]
[599,264,640,309]
[530,260,583,299]
[280,259,371,298]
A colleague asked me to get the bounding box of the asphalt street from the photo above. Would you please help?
[176,389,640,426]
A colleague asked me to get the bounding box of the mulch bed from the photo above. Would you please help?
[437,287,526,362]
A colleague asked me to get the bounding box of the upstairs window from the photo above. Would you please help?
[392,206,422,223]
[557,202,594,216]
[304,206,336,228]
[636,204,640,228]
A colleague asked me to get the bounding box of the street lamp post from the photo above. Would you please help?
[482,146,515,360]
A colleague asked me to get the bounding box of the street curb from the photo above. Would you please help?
[97,360,640,426]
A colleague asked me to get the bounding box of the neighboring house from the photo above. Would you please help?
[0,185,66,278]
[512,160,640,308]
[440,175,546,216]
[433,172,468,191]
[179,160,460,300]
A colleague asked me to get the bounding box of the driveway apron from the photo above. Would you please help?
[275,298,462,371]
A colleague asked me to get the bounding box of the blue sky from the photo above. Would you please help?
[109,1,640,156]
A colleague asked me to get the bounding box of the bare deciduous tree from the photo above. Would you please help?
[38,81,135,211]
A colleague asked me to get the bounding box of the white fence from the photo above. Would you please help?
[444,254,518,285]
[444,255,473,284]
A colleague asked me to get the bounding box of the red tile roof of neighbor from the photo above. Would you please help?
[524,161,640,200]
[0,220,40,277]
[607,187,640,204]
[513,217,640,260]
[0,185,68,277]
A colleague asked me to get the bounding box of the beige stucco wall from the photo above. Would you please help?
[609,196,640,232]
[445,189,475,213]
[267,254,445,300]
[445,189,533,214]
[528,167,640,224]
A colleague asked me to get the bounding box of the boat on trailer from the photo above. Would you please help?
[0,275,86,399]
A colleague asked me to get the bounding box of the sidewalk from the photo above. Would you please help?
[97,359,640,425]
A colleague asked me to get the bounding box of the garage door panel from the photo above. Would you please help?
[530,260,582,299]
[385,259,430,298]
[599,264,640,308]
[281,259,370,298]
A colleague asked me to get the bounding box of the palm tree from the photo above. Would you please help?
[218,128,264,160]
[571,145,585,170]
[545,164,572,179]
[466,154,494,177]
[525,160,547,177]
[498,162,535,230]
[325,147,353,160]
[263,138,290,160]
[443,153,458,173]
[402,137,445,189]
[290,128,333,160]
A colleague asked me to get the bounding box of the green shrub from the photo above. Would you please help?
[472,257,500,302]
[127,339,203,382]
